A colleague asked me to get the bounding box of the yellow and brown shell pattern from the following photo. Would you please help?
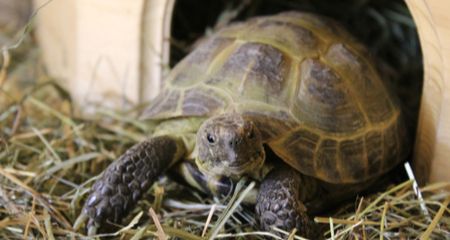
[141,12,408,184]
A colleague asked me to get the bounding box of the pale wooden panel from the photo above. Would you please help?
[406,0,450,184]
[34,0,174,113]
[34,0,76,85]
[73,0,144,111]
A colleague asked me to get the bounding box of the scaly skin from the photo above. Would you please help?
[76,136,186,235]
[256,165,320,238]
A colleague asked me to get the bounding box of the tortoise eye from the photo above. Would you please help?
[206,133,215,144]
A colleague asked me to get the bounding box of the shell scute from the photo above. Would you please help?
[339,137,367,181]
[249,18,321,58]
[315,139,340,181]
[365,130,383,174]
[383,121,400,170]
[324,43,394,123]
[141,90,180,119]
[243,109,296,141]
[169,37,234,87]
[273,129,320,175]
[294,59,366,133]
[301,59,347,107]
[206,42,291,103]
[181,88,229,117]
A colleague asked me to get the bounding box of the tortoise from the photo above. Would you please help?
[74,11,408,237]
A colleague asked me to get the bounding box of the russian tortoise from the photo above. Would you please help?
[75,11,408,237]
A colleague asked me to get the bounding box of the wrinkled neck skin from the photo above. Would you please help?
[195,113,268,183]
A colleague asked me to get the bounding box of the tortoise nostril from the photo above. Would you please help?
[228,139,239,148]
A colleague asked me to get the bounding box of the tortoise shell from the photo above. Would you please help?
[141,12,407,184]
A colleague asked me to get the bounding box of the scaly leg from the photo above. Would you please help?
[256,165,321,238]
[74,136,186,235]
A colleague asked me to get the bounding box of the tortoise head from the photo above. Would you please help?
[196,113,265,179]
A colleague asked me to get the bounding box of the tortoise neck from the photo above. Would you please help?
[248,159,273,181]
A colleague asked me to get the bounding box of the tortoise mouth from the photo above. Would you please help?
[195,149,265,179]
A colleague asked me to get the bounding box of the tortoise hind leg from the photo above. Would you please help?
[304,175,382,216]
[74,135,186,235]
[256,164,322,238]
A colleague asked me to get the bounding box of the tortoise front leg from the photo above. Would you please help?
[256,165,320,238]
[74,135,186,235]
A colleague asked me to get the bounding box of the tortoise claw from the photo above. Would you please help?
[73,211,98,236]
[73,209,99,236]
[87,223,99,236]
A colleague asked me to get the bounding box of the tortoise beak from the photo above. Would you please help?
[196,147,265,179]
